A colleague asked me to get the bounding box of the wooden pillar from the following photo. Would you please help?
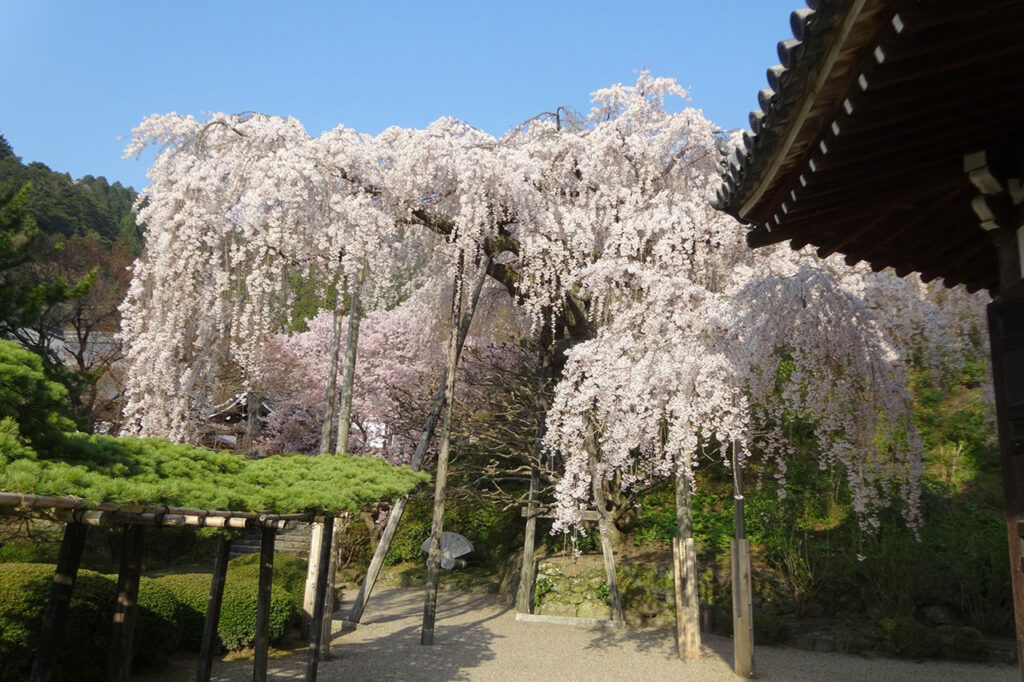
[987,297,1024,677]
[305,516,335,681]
[107,523,145,682]
[196,533,231,682]
[252,526,275,682]
[731,442,753,677]
[30,521,88,682]
[731,538,753,677]
[674,464,701,659]
[516,466,540,614]
[302,522,325,639]
[319,519,339,656]
[422,262,465,646]
[350,254,490,626]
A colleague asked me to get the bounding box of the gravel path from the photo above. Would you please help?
[202,587,1017,681]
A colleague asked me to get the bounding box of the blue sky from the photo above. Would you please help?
[3,1,797,192]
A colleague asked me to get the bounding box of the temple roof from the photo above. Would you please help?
[711,0,1024,293]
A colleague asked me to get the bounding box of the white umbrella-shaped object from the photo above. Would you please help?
[421,532,475,570]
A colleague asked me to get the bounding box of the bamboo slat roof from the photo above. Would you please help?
[710,0,1024,293]
[0,491,313,528]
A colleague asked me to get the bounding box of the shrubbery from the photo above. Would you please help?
[0,563,183,681]
[0,552,308,680]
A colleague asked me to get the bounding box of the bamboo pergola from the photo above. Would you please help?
[0,492,336,682]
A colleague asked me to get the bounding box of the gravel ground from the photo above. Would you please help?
[197,587,1017,681]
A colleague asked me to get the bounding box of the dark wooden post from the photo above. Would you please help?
[196,533,231,682]
[422,260,465,646]
[107,523,145,682]
[987,296,1024,674]
[984,171,1024,679]
[305,516,335,681]
[319,519,338,656]
[30,521,88,682]
[731,441,753,677]
[516,467,540,614]
[253,526,275,682]
[349,254,490,626]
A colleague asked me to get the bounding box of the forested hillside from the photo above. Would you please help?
[0,133,140,247]
[0,133,140,429]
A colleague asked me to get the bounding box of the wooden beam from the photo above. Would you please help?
[520,507,601,521]
[196,533,231,682]
[107,524,145,682]
[29,522,88,682]
[305,515,335,681]
[252,527,275,682]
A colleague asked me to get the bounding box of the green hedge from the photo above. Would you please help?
[0,553,307,679]
[152,553,307,652]
[0,563,182,681]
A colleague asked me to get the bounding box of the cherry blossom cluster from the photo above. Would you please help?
[119,73,988,532]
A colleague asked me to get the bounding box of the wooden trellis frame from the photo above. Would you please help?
[0,493,329,682]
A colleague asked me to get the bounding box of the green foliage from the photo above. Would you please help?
[386,497,518,570]
[0,563,183,680]
[593,580,610,605]
[150,552,307,652]
[948,626,989,662]
[534,576,553,601]
[0,340,76,456]
[0,141,141,243]
[0,411,428,513]
[753,611,789,645]
[214,577,297,650]
[876,616,943,659]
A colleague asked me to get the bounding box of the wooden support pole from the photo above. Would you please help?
[30,522,88,682]
[732,538,754,678]
[350,253,490,626]
[319,519,339,656]
[107,524,145,682]
[335,260,368,454]
[516,466,540,614]
[421,262,465,646]
[674,464,701,659]
[673,537,701,659]
[305,516,335,681]
[196,533,231,682]
[302,521,325,639]
[252,526,275,682]
[732,441,753,678]
[987,296,1024,679]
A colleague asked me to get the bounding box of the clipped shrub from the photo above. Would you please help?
[216,579,297,650]
[154,553,306,652]
[948,626,989,662]
[753,610,790,645]
[0,563,182,680]
[155,573,210,650]
[877,616,944,659]
[228,552,307,608]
